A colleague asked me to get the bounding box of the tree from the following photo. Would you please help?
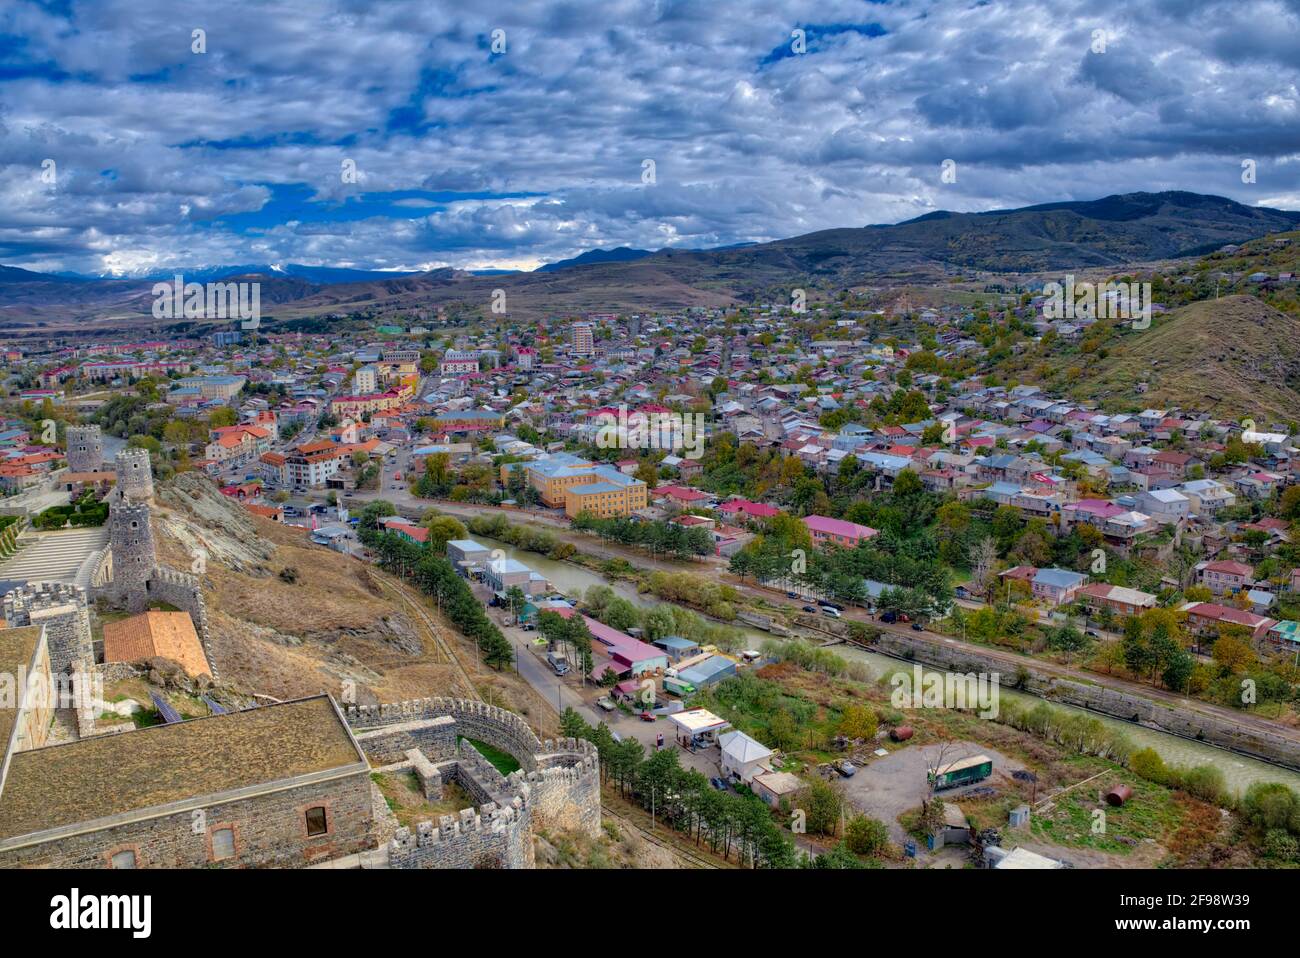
[844,815,889,856]
[505,585,526,624]
[1211,629,1256,674]
[837,703,878,741]
[810,842,867,869]
[208,407,238,428]
[358,500,397,533]
[797,779,844,837]
[1045,623,1091,661]
[1121,616,1156,680]
[421,513,467,552]
[968,536,998,598]
[1161,648,1195,692]
[766,709,801,751]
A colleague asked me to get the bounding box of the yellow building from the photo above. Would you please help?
[503,453,647,516]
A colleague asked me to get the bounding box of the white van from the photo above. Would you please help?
[820,606,842,619]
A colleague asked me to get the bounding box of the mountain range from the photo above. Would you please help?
[2,191,1298,335]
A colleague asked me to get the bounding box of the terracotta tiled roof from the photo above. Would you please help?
[103,610,210,678]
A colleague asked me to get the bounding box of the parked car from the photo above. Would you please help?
[709,777,729,791]
[639,711,655,722]
[911,622,924,631]
[820,606,842,618]
[802,605,818,613]
[880,611,897,623]
[786,591,799,599]
[596,697,616,712]
[823,601,844,611]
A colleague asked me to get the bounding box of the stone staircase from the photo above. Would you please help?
[0,526,109,586]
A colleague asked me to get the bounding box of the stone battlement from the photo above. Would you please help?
[388,798,533,869]
[354,697,602,866]
[149,565,199,589]
[3,582,87,620]
[65,425,103,473]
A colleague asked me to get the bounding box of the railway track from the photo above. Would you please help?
[601,802,732,869]
[374,571,480,701]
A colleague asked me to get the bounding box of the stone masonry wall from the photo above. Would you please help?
[347,698,544,772]
[873,631,1300,771]
[528,745,601,839]
[0,771,373,869]
[354,715,457,765]
[143,566,216,679]
[388,802,533,870]
[65,425,103,474]
[3,583,92,680]
[348,698,601,866]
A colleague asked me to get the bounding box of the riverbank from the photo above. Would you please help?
[401,499,1300,789]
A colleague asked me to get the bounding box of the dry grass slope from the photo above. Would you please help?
[1066,295,1300,421]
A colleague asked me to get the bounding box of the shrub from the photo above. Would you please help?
[1128,748,1169,785]
[1180,765,1227,805]
[1263,828,1298,861]
[844,815,889,856]
[1241,782,1300,834]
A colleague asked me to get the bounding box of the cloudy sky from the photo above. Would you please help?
[2,0,1298,275]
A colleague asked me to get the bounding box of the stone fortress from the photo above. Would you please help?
[0,450,600,869]
[346,697,602,869]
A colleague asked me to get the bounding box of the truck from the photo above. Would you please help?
[927,754,993,791]
[663,675,696,697]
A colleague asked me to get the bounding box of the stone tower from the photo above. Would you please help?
[108,488,156,610]
[114,447,154,502]
[65,425,103,473]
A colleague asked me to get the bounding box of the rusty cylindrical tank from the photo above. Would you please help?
[1104,785,1133,806]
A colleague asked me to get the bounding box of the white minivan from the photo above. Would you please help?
[820,606,842,619]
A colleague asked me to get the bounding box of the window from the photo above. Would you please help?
[211,827,235,860]
[111,849,136,869]
[305,806,328,836]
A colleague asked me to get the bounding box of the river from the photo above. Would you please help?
[474,534,1300,796]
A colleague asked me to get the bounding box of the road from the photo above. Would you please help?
[339,490,1300,753]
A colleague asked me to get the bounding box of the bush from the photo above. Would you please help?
[1241,782,1300,834]
[1263,828,1298,861]
[1128,747,1169,785]
[1179,765,1227,805]
[844,815,889,856]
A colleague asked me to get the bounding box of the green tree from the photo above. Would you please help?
[844,815,889,856]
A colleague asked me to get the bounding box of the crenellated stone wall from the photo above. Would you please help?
[347,697,601,867]
[3,583,92,680]
[354,715,457,765]
[143,566,216,680]
[347,697,546,772]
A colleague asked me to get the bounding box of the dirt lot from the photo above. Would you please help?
[839,740,1027,844]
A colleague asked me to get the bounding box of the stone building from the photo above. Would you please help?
[114,447,154,502]
[0,695,374,868]
[106,489,156,611]
[64,425,103,473]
